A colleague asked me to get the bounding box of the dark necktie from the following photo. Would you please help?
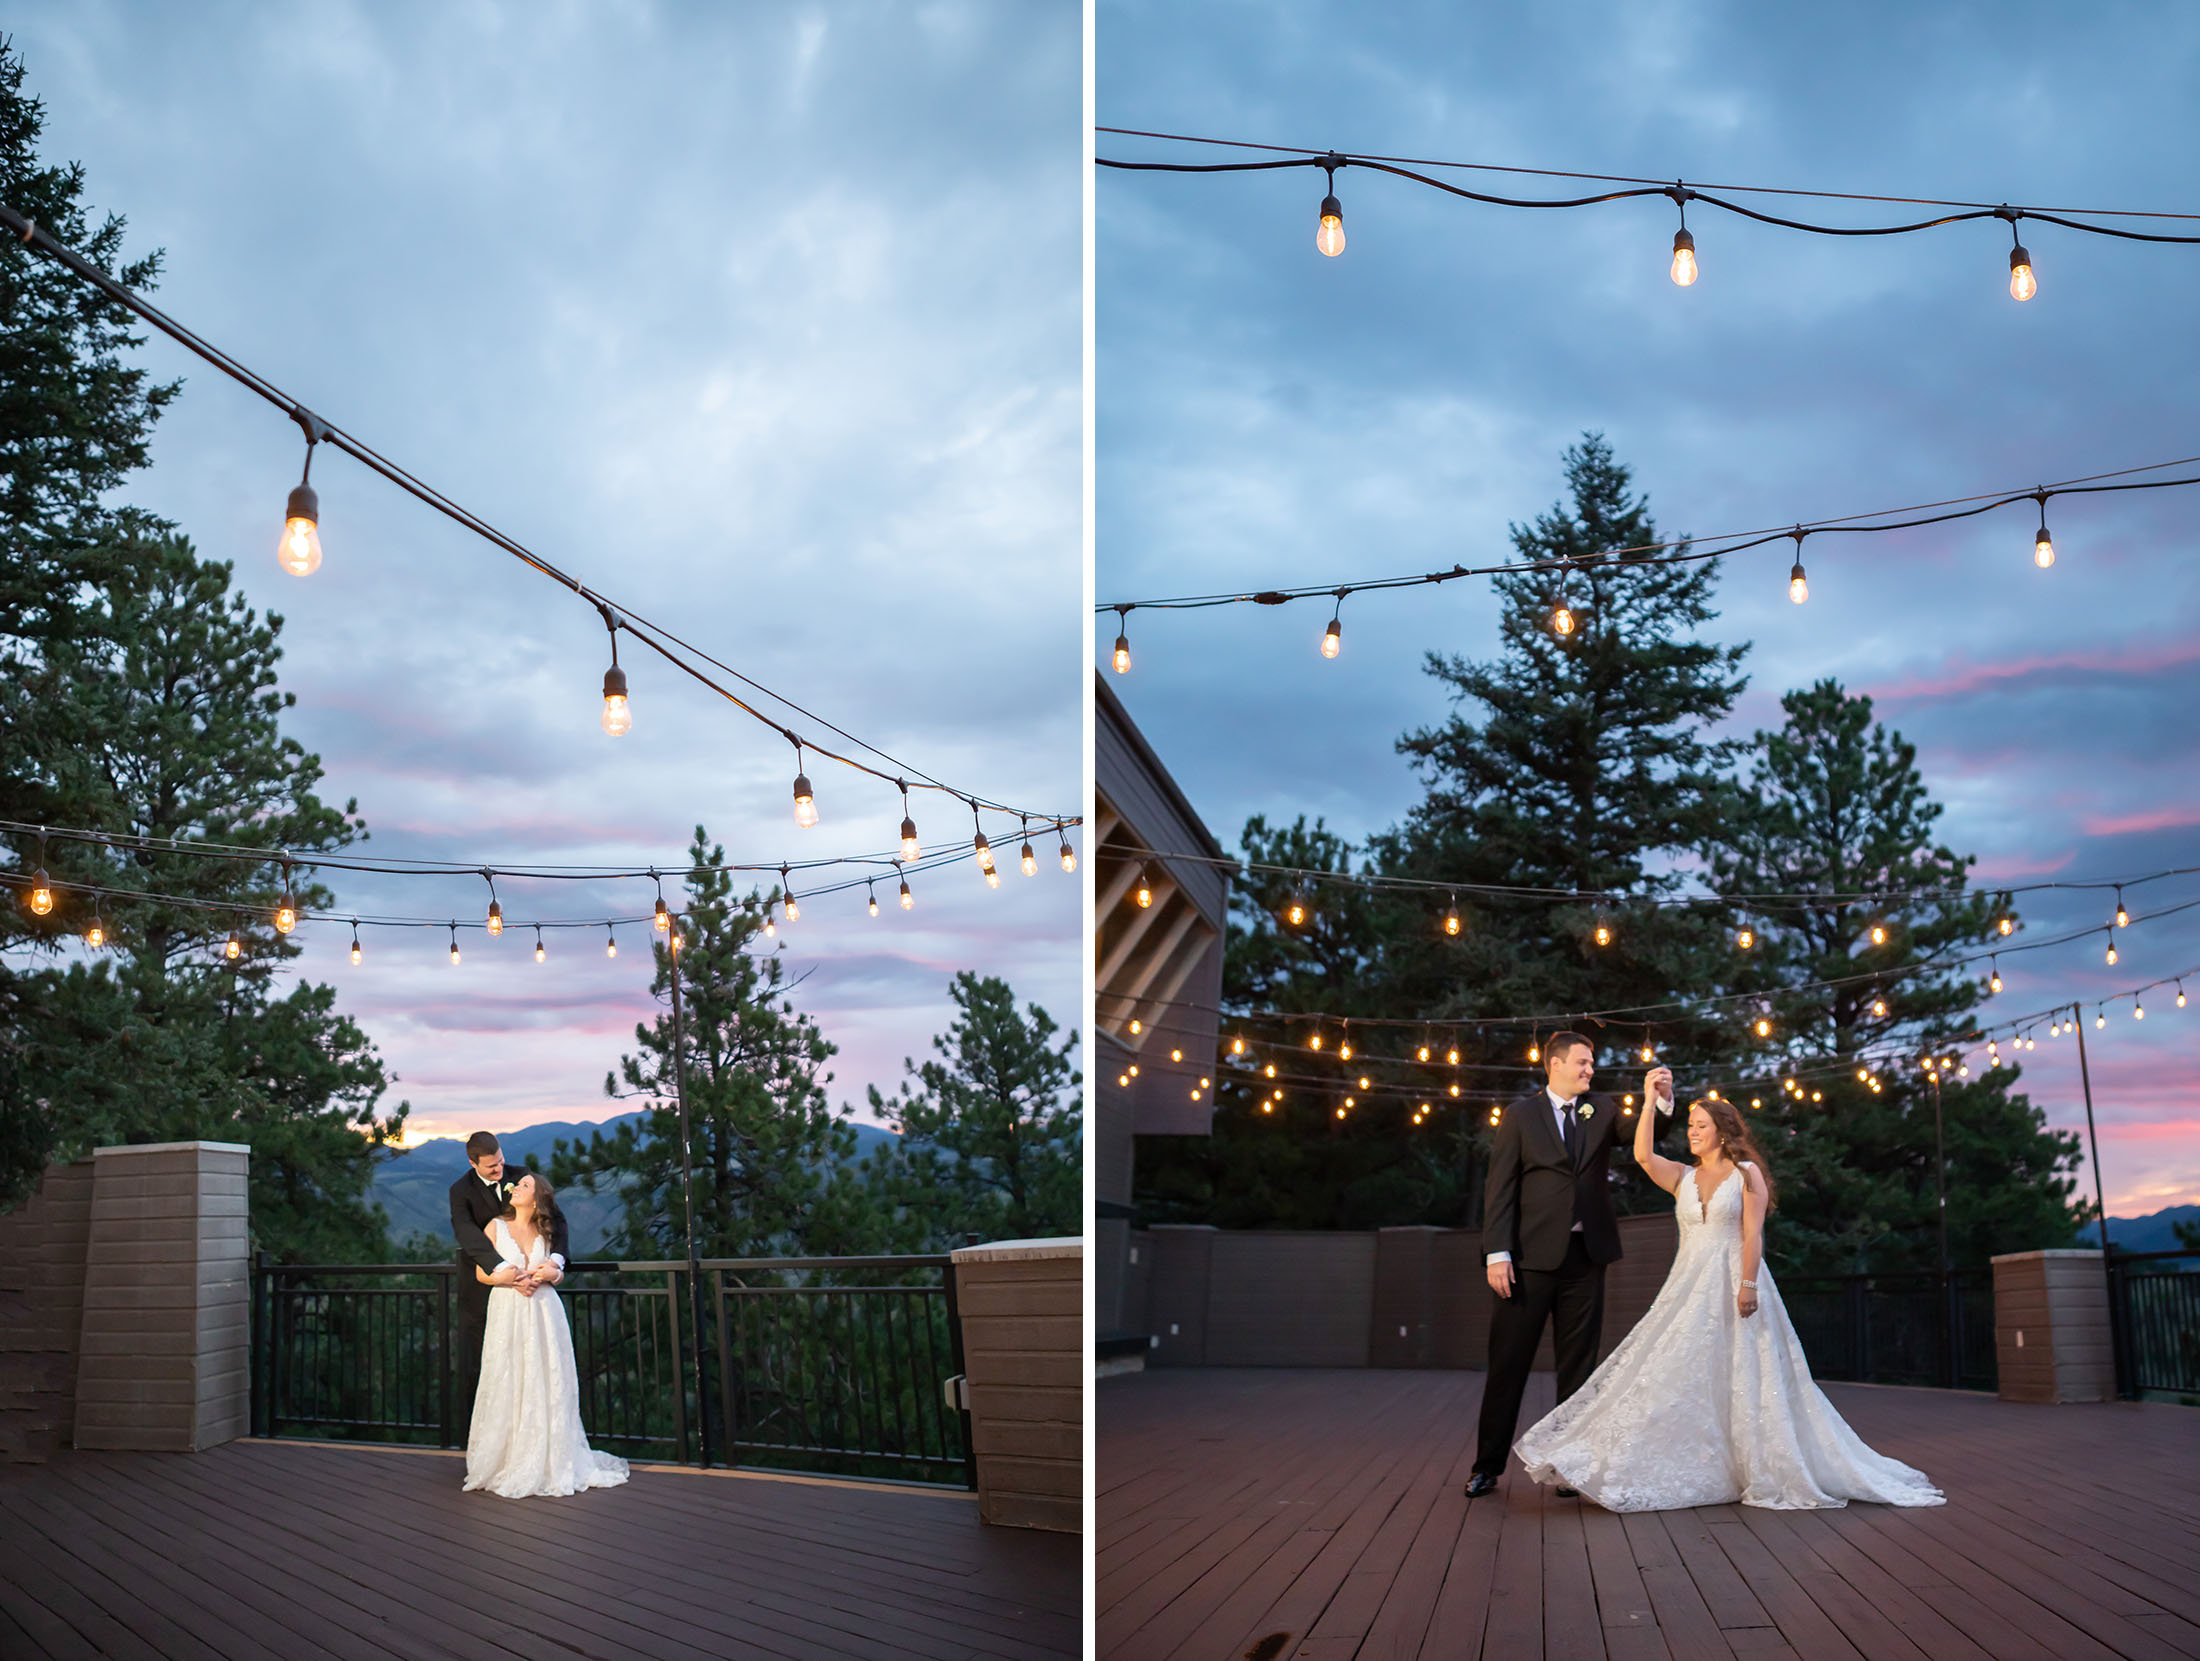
[1560,1100,1579,1158]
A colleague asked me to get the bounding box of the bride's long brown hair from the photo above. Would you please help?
[498,1172,563,1247]
[1691,1096,1778,1210]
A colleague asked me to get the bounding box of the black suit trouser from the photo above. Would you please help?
[1475,1232,1606,1476]
[454,1296,489,1440]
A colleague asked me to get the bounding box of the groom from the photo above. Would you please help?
[1467,1031,1626,1497]
[448,1131,567,1434]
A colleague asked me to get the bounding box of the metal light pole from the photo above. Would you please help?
[2071,1002,2111,1253]
[666,919,712,1467]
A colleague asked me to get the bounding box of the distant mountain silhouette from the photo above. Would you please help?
[2102,1204,2200,1255]
[371,1114,898,1256]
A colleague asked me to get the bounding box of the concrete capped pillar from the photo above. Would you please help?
[952,1236,1081,1533]
[74,1141,251,1451]
[1991,1248,2116,1404]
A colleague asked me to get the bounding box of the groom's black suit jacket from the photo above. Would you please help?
[1480,1087,1625,1272]
[448,1168,569,1325]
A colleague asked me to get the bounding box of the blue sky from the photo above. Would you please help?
[1096,0,2200,1215]
[13,1,1081,1141]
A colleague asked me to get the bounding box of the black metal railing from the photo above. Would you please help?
[1780,1268,1997,1391]
[251,1253,974,1486]
[2107,1249,2200,1400]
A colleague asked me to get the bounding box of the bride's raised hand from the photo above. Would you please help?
[1644,1066,1673,1115]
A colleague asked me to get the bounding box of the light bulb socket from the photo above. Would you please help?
[2009,244,2031,273]
[1672,227,1696,258]
[792,772,813,802]
[603,664,629,700]
[1319,194,1343,224]
[284,482,319,527]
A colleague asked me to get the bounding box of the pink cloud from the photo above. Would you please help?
[1869,638,2200,706]
[2078,803,2200,838]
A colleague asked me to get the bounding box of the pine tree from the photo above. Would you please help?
[553,828,883,1260]
[1705,680,2086,1272]
[868,971,1080,1245]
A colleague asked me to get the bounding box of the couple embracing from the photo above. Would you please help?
[1470,1032,1944,1511]
[447,1132,629,1500]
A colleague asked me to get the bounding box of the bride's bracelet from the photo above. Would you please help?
[1740,1279,1758,1288]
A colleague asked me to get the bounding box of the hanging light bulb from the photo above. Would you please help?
[1285,885,1308,928]
[1417,1040,1432,1062]
[601,663,632,737]
[2034,507,2055,570]
[1112,608,1132,675]
[2106,934,2118,966]
[1869,922,1887,946]
[899,786,921,865]
[350,927,363,965]
[780,868,800,923]
[1528,1040,1541,1064]
[2114,889,2129,930]
[277,427,323,576]
[275,895,297,934]
[225,930,242,960]
[1316,161,1346,257]
[1670,227,1698,287]
[486,899,503,937]
[1231,1035,1247,1056]
[1737,926,1755,950]
[1309,1030,1324,1052]
[1998,915,2015,936]
[899,877,914,911]
[985,863,1001,890]
[1641,1043,1654,1063]
[1871,997,1889,1018]
[85,910,106,949]
[1550,597,1577,637]
[1059,833,1076,874]
[2134,1001,2145,1020]
[1443,895,1461,937]
[2009,239,2036,302]
[449,925,461,966]
[1788,561,1809,605]
[1446,1045,1460,1066]
[2179,983,2189,1009]
[868,883,880,919]
[654,896,671,933]
[763,911,776,939]
[1989,960,2003,994]
[605,925,617,959]
[972,817,995,875]
[1593,917,1612,947]
[2096,1008,2106,1029]
[791,760,818,829]
[1135,865,1154,909]
[1754,1017,1772,1039]
[26,869,53,916]
[534,927,545,963]
[1020,837,1038,878]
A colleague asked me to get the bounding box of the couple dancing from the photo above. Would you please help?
[447,1132,629,1499]
[1469,1032,1943,1511]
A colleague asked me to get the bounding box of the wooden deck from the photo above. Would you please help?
[1100,1367,2200,1660]
[0,1438,1080,1661]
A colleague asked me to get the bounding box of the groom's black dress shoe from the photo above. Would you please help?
[1555,1486,1580,1498]
[1464,1471,1499,1498]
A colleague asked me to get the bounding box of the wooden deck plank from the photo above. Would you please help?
[1101,1368,2200,1661]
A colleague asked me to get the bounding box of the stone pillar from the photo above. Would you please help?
[0,1159,97,1462]
[952,1236,1081,1533]
[74,1141,251,1451]
[1991,1248,2116,1404]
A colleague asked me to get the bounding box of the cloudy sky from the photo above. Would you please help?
[14,1,1082,1144]
[1097,1,2200,1216]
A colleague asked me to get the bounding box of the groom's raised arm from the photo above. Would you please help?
[1481,1102,1524,1269]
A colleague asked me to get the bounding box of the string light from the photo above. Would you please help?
[1112,607,1132,674]
[1593,916,1612,947]
[654,895,671,934]
[1669,187,1698,285]
[534,926,545,962]
[2033,493,2055,568]
[867,881,880,918]
[2096,1007,2106,1029]
[900,876,914,911]
[2004,212,2037,301]
[448,923,461,966]
[600,625,632,738]
[1753,1016,1772,1038]
[781,866,800,923]
[84,903,106,949]
[1059,832,1077,874]
[972,809,995,878]
[1322,595,1343,659]
[1870,922,1888,946]
[26,866,53,917]
[485,872,503,936]
[1788,528,1809,603]
[1999,915,2015,936]
[606,924,617,959]
[350,924,363,965]
[277,418,324,577]
[1989,959,2003,994]
[1550,595,1577,637]
[2114,888,2129,929]
[763,909,776,939]
[893,784,922,865]
[2134,1000,2145,1020]
[1736,926,1755,950]
[275,892,298,935]
[1285,883,1309,928]
[225,929,242,961]
[1443,895,1462,936]
[791,743,819,829]
[1020,819,1038,877]
[2106,933,2118,966]
[1136,866,1154,909]
[2178,983,2187,1009]
[1316,156,1346,256]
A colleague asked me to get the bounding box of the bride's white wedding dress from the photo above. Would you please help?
[464,1218,630,1499]
[1513,1163,1944,1511]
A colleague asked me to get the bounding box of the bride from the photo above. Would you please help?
[1513,1068,1943,1511]
[463,1173,630,1499]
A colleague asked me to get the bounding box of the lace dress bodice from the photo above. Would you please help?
[1513,1160,1943,1511]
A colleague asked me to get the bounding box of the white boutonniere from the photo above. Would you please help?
[1578,1103,1595,1121]
[497,1179,514,1198]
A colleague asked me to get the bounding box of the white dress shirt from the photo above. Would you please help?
[1486,1087,1588,1267]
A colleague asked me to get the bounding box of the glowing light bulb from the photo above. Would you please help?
[2096,1010,2105,1029]
[275,901,297,934]
[654,898,671,933]
[1641,1045,1654,1063]
[225,931,241,960]
[1113,633,1131,675]
[1670,228,1697,286]
[792,773,818,829]
[1286,898,1306,927]
[901,817,921,864]
[2106,941,2118,966]
[486,901,503,936]
[450,939,461,966]
[606,929,617,959]
[784,894,801,922]
[1262,1101,1273,1114]
[601,666,632,737]
[1990,968,2003,994]
[1173,1049,1184,1063]
[1737,927,1755,950]
[2135,1002,2145,1020]
[86,918,105,948]
[1309,1033,1323,1051]
[1322,617,1341,659]
[1754,1018,1771,1038]
[1129,1019,1142,1036]
[1020,842,1037,877]
[1870,923,1887,946]
[1872,998,1888,1018]
[1418,1044,1431,1062]
[899,878,914,911]
[1446,1048,1459,1066]
[1135,871,1153,908]
[2180,986,2189,1009]
[1339,1042,1353,1061]
[2009,244,2035,302]
[2114,894,2129,929]
[1059,840,1076,874]
[1789,563,1809,605]
[27,872,53,916]
[1528,1043,1541,1064]
[1265,1063,1276,1078]
[1998,917,2014,936]
[1594,921,1612,947]
[1231,1035,1246,1056]
[984,865,1000,890]
[2034,526,2054,569]
[764,914,776,938]
[1551,601,1577,637]
[534,936,545,962]
[1316,193,1345,257]
[278,482,322,577]
[974,831,994,874]
[351,932,363,965]
[1444,907,1461,936]
[868,890,880,918]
